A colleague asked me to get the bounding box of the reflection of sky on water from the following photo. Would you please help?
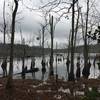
[0,53,99,80]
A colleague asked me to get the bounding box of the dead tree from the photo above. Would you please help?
[41,26,44,58]
[55,42,58,82]
[68,0,76,81]
[74,2,80,48]
[6,0,18,89]
[82,0,89,78]
[66,30,71,79]
[49,15,54,76]
[21,38,26,79]
[3,0,6,44]
[38,11,49,76]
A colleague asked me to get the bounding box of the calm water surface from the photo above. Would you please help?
[0,53,99,80]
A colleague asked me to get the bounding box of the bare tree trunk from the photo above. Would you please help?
[83,0,89,78]
[49,15,54,76]
[39,32,42,47]
[66,30,71,79]
[69,0,75,81]
[3,0,6,44]
[80,11,85,40]
[56,42,58,82]
[67,30,71,59]
[6,0,18,89]
[42,26,45,60]
[74,3,80,48]
[22,47,25,79]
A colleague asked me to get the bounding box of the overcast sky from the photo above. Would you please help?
[0,0,100,48]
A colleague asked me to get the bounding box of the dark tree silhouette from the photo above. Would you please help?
[3,0,6,44]
[49,15,54,76]
[82,0,90,79]
[68,0,76,81]
[6,0,18,89]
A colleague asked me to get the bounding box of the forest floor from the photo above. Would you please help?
[0,77,100,100]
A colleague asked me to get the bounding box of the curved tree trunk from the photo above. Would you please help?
[6,0,18,89]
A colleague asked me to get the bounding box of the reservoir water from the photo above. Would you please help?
[0,53,99,80]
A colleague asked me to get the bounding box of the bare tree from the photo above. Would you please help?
[74,2,80,48]
[39,11,48,60]
[49,15,54,76]
[6,0,18,89]
[68,0,76,81]
[3,0,6,44]
[0,0,8,44]
[81,0,90,79]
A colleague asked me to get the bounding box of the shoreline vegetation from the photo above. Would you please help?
[0,43,99,58]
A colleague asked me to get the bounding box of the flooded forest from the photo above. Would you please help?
[0,0,100,100]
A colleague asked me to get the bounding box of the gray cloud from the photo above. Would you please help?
[0,0,100,46]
